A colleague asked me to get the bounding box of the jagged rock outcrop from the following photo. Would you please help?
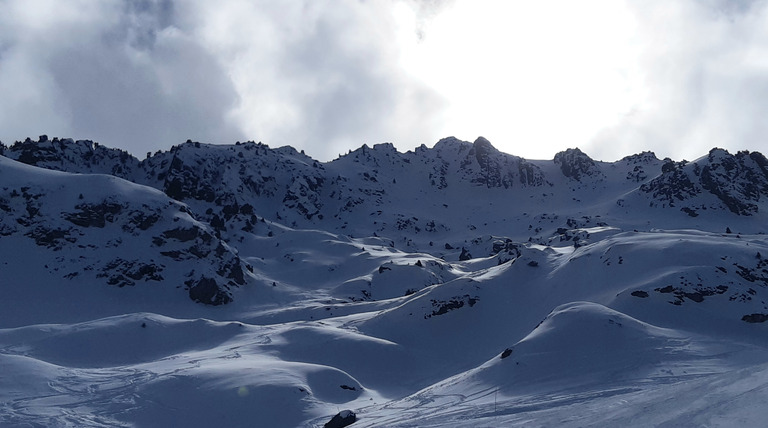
[5,136,768,251]
[435,137,547,189]
[553,148,604,181]
[4,136,140,178]
[700,149,768,215]
[640,159,699,207]
[639,148,768,215]
[0,156,248,305]
[620,151,659,182]
[466,137,548,188]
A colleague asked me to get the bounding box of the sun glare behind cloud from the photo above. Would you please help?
[394,0,646,160]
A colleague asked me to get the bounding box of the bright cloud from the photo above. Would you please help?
[0,0,767,161]
[395,0,644,160]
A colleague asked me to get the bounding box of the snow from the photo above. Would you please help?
[3,138,768,427]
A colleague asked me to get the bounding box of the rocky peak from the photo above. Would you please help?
[471,136,498,166]
[621,151,659,165]
[455,137,547,189]
[148,141,327,227]
[620,151,660,183]
[553,148,603,181]
[700,148,768,215]
[373,142,398,154]
[5,136,140,179]
[639,148,768,215]
[338,142,404,170]
[432,136,473,159]
[639,159,699,208]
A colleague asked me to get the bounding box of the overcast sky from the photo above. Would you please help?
[1,0,767,162]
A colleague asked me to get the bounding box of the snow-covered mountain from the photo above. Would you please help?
[2,136,768,427]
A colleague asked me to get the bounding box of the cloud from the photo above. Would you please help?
[181,0,446,159]
[390,0,649,160]
[401,0,457,40]
[586,0,768,161]
[0,0,243,156]
[3,0,768,162]
[0,0,446,160]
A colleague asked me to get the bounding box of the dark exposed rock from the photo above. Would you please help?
[518,159,547,187]
[733,262,768,286]
[0,197,10,213]
[554,148,603,181]
[621,151,658,165]
[742,313,768,323]
[683,292,705,303]
[127,210,161,231]
[24,226,76,249]
[641,148,768,215]
[640,160,699,207]
[217,258,246,285]
[492,240,522,265]
[96,259,164,287]
[491,239,521,257]
[324,410,356,428]
[500,348,513,359]
[699,149,768,215]
[464,137,547,188]
[188,277,232,305]
[106,274,131,287]
[654,282,729,305]
[470,137,514,188]
[163,155,217,202]
[159,250,184,260]
[125,263,164,281]
[63,202,123,228]
[426,294,479,318]
[162,227,199,242]
[621,152,658,182]
[631,290,649,298]
[5,137,139,178]
[459,247,472,261]
[681,207,699,217]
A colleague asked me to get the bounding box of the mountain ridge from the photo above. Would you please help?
[4,135,768,309]
[5,136,768,236]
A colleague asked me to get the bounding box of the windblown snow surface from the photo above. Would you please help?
[2,137,768,427]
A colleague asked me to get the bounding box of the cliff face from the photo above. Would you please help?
[639,148,768,216]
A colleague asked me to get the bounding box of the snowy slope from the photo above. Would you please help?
[349,302,768,427]
[0,156,252,326]
[2,137,768,427]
